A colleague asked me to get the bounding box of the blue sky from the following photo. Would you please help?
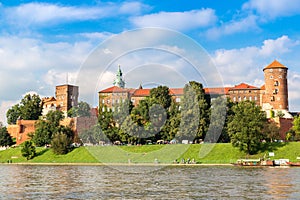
[1,0,300,123]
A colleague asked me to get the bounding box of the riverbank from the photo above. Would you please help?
[0,142,299,164]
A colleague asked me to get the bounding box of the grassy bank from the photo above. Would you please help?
[0,142,299,164]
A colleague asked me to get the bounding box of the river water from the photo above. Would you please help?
[0,164,299,199]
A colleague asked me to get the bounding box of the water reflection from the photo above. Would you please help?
[0,165,299,199]
[263,167,300,199]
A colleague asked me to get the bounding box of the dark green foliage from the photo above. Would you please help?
[292,115,300,137]
[79,124,107,144]
[45,110,64,126]
[0,127,14,146]
[6,105,21,125]
[31,120,54,146]
[263,120,281,142]
[206,97,227,143]
[67,101,91,117]
[7,94,43,124]
[228,101,266,155]
[31,110,74,147]
[177,81,210,142]
[21,141,36,160]
[51,133,72,155]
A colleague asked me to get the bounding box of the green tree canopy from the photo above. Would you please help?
[6,94,43,124]
[67,101,91,117]
[292,115,300,137]
[0,127,14,147]
[51,132,72,155]
[228,101,266,155]
[21,141,36,160]
[177,81,210,142]
[31,110,73,147]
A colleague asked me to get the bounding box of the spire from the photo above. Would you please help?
[113,65,125,88]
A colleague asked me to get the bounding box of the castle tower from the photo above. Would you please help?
[55,84,79,115]
[113,65,125,88]
[263,60,288,111]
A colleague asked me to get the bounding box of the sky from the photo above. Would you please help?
[1,0,300,124]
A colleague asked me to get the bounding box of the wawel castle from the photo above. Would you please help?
[99,60,292,119]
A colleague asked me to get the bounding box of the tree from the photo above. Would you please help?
[206,96,227,143]
[21,141,36,160]
[68,101,91,117]
[51,132,72,155]
[177,81,210,142]
[228,101,266,155]
[31,110,71,147]
[6,105,21,125]
[263,120,281,142]
[0,127,14,146]
[6,94,43,124]
[292,115,300,137]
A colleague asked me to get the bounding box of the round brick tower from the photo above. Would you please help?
[263,60,288,110]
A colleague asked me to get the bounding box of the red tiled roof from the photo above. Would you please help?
[99,86,129,93]
[264,60,287,70]
[169,88,184,96]
[230,83,259,90]
[204,87,231,95]
[131,89,151,97]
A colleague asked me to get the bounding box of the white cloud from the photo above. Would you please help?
[80,32,114,41]
[4,2,149,27]
[206,15,259,39]
[260,35,299,56]
[213,36,299,86]
[243,0,300,19]
[131,9,217,31]
[0,100,18,125]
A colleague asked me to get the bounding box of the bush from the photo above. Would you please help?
[51,133,72,155]
[21,141,36,160]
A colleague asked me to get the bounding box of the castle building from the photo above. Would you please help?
[99,60,292,119]
[42,84,79,116]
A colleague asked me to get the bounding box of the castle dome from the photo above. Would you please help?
[263,60,287,71]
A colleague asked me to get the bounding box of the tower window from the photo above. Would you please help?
[279,75,282,79]
[270,76,273,79]
[274,81,279,86]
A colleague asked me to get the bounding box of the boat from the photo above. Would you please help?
[288,162,300,167]
[233,158,274,166]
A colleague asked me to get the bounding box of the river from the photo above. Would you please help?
[0,164,299,199]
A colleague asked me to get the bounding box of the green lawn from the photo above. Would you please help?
[0,142,299,164]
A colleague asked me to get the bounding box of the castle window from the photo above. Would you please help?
[238,96,241,101]
[279,75,282,79]
[102,99,105,103]
[243,96,247,101]
[254,96,257,101]
[176,97,181,103]
[233,97,236,102]
[273,89,279,94]
[270,69,273,72]
[249,96,252,101]
[271,96,275,101]
[107,99,110,104]
[279,68,282,72]
[274,81,279,86]
[112,99,115,105]
[270,76,273,79]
